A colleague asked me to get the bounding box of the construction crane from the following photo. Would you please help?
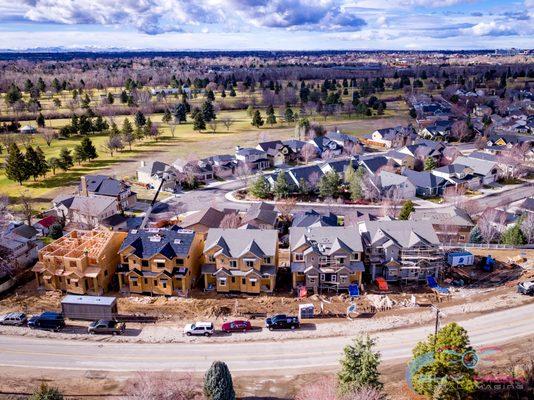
[139,177,166,230]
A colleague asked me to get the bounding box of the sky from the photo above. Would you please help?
[0,0,533,50]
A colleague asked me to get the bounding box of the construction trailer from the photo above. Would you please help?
[61,295,118,320]
[447,251,475,267]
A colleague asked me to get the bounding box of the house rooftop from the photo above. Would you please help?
[119,227,196,259]
[289,226,364,253]
[410,207,474,227]
[205,228,278,258]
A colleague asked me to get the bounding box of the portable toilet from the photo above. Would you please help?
[299,303,314,319]
[447,251,475,267]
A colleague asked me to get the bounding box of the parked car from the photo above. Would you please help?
[28,312,65,332]
[265,314,300,331]
[183,322,214,337]
[0,312,27,326]
[221,320,252,333]
[518,281,534,296]
[88,320,126,335]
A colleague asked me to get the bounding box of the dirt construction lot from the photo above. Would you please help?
[1,253,533,344]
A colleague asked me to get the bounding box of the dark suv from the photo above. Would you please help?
[28,312,65,332]
[265,314,300,330]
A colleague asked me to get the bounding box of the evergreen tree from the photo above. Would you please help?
[221,89,226,98]
[424,157,438,171]
[93,115,108,132]
[80,137,98,161]
[121,118,134,138]
[109,121,120,137]
[120,90,129,104]
[25,145,47,180]
[5,143,30,185]
[266,105,277,126]
[469,226,483,243]
[36,113,46,128]
[409,323,476,398]
[107,92,114,104]
[338,335,383,394]
[203,361,236,400]
[162,109,172,124]
[48,224,63,240]
[229,87,236,97]
[432,377,462,400]
[35,147,49,177]
[58,148,73,171]
[29,383,63,400]
[48,157,60,175]
[251,110,264,128]
[249,176,271,199]
[347,167,365,201]
[409,107,417,119]
[73,145,85,165]
[206,89,215,101]
[6,84,22,105]
[201,101,216,122]
[134,110,146,127]
[500,221,526,245]
[318,171,341,198]
[173,103,187,123]
[284,106,295,123]
[399,200,415,220]
[273,172,291,198]
[193,113,206,132]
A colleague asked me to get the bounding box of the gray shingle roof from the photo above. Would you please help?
[205,229,278,258]
[403,170,448,189]
[289,226,363,253]
[362,220,440,247]
[291,210,339,228]
[82,175,128,197]
[410,207,474,227]
[119,227,195,259]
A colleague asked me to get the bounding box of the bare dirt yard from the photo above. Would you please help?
[1,252,532,344]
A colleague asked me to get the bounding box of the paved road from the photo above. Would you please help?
[0,303,532,374]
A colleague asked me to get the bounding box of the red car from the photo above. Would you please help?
[221,320,252,333]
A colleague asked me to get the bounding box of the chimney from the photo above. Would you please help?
[80,176,88,196]
[140,160,146,167]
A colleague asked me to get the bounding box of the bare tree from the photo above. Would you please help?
[521,212,534,244]
[208,120,218,134]
[443,185,467,206]
[300,143,317,164]
[18,190,34,227]
[451,120,470,141]
[235,163,252,187]
[221,117,235,131]
[276,197,297,221]
[219,212,241,229]
[101,135,124,156]
[41,128,57,147]
[477,208,505,244]
[474,135,488,150]
[308,171,321,190]
[123,372,202,400]
[441,146,461,166]
[381,187,403,218]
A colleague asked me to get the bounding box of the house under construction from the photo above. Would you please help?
[32,230,126,295]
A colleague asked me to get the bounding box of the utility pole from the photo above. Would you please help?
[431,305,441,349]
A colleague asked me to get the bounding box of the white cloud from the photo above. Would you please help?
[463,21,516,37]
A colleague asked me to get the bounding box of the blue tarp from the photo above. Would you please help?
[348,284,359,297]
[427,276,449,294]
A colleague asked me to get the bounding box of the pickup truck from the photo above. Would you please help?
[265,314,300,331]
[88,320,126,335]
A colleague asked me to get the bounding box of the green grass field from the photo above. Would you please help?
[1,82,410,211]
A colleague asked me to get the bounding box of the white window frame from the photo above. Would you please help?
[294,253,304,261]
[229,260,238,268]
[219,278,227,286]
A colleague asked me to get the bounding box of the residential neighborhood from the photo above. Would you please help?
[0,29,533,400]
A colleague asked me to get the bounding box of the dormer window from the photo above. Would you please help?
[294,253,304,261]
[229,260,237,268]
